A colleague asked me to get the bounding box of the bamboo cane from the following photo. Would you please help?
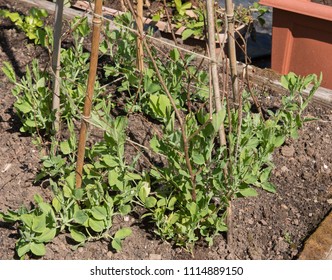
[225,0,239,102]
[75,0,103,188]
[208,0,234,247]
[136,0,144,72]
[52,0,64,134]
[206,0,226,146]
[224,0,239,247]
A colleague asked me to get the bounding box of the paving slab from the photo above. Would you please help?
[298,210,332,260]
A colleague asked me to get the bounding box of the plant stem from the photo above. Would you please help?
[75,0,103,189]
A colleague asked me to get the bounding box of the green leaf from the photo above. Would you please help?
[152,14,160,21]
[99,40,108,54]
[187,202,197,216]
[91,206,107,220]
[124,172,142,181]
[181,2,192,10]
[108,169,120,189]
[150,136,160,153]
[170,48,180,61]
[52,197,61,213]
[17,243,30,257]
[34,194,43,204]
[138,182,150,203]
[32,214,46,233]
[38,202,53,214]
[15,102,32,113]
[73,188,84,200]
[7,12,22,23]
[150,168,161,179]
[25,119,36,128]
[239,188,258,197]
[261,182,276,193]
[37,228,56,243]
[245,137,259,149]
[174,0,182,10]
[197,109,209,124]
[145,79,161,95]
[88,218,105,232]
[111,238,122,252]
[192,152,205,165]
[0,210,20,223]
[65,172,76,189]
[114,227,132,240]
[36,28,47,47]
[167,212,179,225]
[60,140,71,155]
[89,112,109,131]
[216,219,228,232]
[157,198,167,207]
[167,197,177,210]
[102,155,118,168]
[30,242,46,256]
[212,108,226,133]
[290,128,299,139]
[280,75,289,89]
[74,210,89,225]
[260,167,272,183]
[274,135,286,147]
[70,228,86,243]
[2,61,16,83]
[63,185,72,198]
[243,173,257,185]
[149,94,171,119]
[20,214,33,228]
[119,204,131,215]
[145,197,157,208]
[36,77,45,89]
[182,29,194,40]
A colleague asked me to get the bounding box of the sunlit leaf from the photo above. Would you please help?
[70,228,86,243]
[30,242,46,256]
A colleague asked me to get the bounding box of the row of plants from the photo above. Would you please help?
[0,6,320,259]
[150,0,269,40]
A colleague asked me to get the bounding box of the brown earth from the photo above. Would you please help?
[0,0,332,260]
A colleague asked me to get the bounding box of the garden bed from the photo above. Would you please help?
[0,0,331,260]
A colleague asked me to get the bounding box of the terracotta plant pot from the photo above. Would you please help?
[260,0,332,89]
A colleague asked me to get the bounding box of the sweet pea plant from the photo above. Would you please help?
[0,7,320,258]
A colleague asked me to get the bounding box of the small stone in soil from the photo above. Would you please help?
[260,219,268,226]
[281,166,289,173]
[281,204,288,210]
[293,219,299,226]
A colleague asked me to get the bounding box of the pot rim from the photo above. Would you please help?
[260,0,332,22]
